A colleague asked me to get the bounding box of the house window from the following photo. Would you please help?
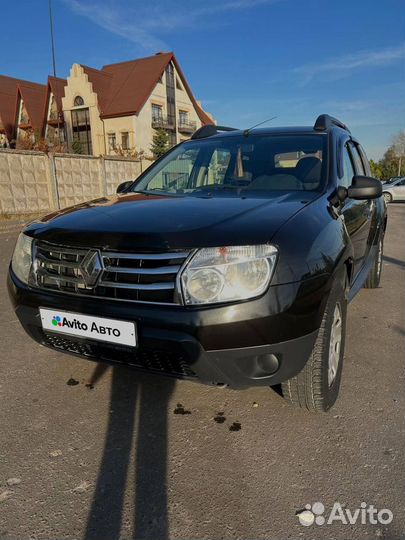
[108,133,116,153]
[74,96,84,107]
[179,110,188,125]
[19,101,29,125]
[121,132,129,150]
[152,104,163,122]
[71,107,92,154]
[48,95,59,121]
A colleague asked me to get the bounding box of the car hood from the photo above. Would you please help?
[25,191,318,251]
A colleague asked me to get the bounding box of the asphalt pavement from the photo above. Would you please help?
[0,205,404,540]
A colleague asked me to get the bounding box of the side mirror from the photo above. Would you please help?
[116,180,133,194]
[347,175,382,200]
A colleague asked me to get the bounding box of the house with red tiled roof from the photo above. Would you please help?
[62,52,214,156]
[15,80,47,143]
[0,75,46,147]
[0,74,66,148]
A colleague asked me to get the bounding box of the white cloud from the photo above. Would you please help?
[64,0,168,51]
[64,0,285,52]
[293,45,405,84]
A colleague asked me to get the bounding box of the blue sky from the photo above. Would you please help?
[2,0,404,159]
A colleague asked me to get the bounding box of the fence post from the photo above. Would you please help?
[47,153,60,209]
[99,155,107,197]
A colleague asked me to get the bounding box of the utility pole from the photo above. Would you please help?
[49,0,57,78]
[48,0,62,147]
[48,0,62,207]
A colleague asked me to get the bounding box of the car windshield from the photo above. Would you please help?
[132,134,327,196]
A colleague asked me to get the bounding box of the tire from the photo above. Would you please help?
[364,236,383,289]
[383,192,392,204]
[281,276,347,412]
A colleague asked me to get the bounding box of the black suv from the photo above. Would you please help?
[8,114,386,412]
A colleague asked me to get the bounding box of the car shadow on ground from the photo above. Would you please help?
[85,365,175,540]
[382,254,405,267]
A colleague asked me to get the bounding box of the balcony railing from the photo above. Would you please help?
[47,110,64,125]
[151,114,175,130]
[178,119,197,134]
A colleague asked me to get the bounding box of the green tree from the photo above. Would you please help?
[369,134,405,180]
[392,131,405,176]
[150,128,169,159]
[369,159,382,179]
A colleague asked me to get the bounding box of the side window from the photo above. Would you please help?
[357,145,371,176]
[341,146,355,188]
[349,142,365,175]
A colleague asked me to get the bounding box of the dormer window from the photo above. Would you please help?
[74,96,84,107]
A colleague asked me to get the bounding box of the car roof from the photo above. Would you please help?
[192,125,341,140]
[190,115,352,142]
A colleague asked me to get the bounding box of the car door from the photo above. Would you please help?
[392,178,405,200]
[339,142,373,276]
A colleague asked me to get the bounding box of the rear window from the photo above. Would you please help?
[275,150,323,169]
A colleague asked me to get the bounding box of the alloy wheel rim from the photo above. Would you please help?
[383,193,391,203]
[328,303,342,387]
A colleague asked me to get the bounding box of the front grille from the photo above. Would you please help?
[33,241,190,304]
[42,332,197,379]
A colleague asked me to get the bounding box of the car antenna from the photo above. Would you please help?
[243,116,277,137]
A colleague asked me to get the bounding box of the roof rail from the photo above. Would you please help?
[191,124,238,140]
[314,114,350,133]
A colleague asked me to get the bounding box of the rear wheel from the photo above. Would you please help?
[281,276,347,412]
[383,192,392,204]
[364,236,383,288]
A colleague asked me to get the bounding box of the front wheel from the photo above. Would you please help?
[281,277,347,412]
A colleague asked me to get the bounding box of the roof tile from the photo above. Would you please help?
[82,52,212,124]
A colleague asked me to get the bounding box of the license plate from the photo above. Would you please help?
[39,308,137,347]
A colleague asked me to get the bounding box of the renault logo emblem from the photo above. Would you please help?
[79,250,103,288]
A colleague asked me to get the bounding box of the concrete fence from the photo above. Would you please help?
[0,149,144,216]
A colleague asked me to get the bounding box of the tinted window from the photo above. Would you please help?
[132,134,327,196]
[349,143,365,175]
[357,145,371,176]
[341,146,355,188]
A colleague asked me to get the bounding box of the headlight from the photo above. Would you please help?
[11,233,33,284]
[181,245,278,305]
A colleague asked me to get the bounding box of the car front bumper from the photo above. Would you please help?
[8,269,328,389]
